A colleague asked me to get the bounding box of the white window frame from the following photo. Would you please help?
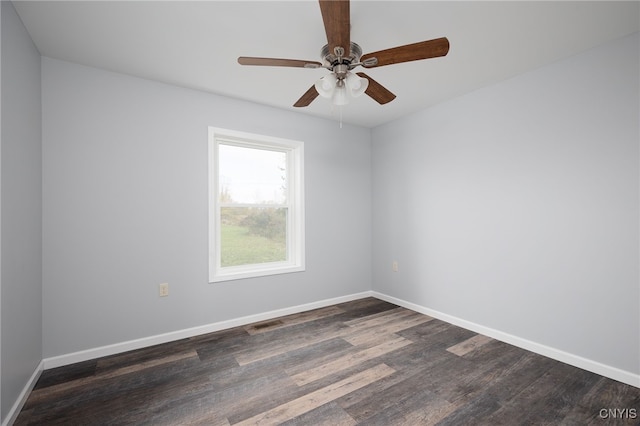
[208,127,305,282]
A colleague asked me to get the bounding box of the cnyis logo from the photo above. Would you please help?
[598,408,637,419]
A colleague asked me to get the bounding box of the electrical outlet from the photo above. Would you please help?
[159,283,169,297]
[392,261,399,272]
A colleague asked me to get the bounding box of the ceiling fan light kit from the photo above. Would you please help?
[238,0,449,110]
[314,70,369,106]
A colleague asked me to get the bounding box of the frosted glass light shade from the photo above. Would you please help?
[332,84,349,105]
[345,73,369,98]
[315,74,337,98]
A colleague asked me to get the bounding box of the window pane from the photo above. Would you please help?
[219,144,287,204]
[220,207,287,267]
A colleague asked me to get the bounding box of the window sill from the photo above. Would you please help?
[210,264,305,283]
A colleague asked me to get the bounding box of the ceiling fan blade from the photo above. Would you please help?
[361,37,450,68]
[319,0,350,57]
[293,85,319,107]
[238,57,323,68]
[356,72,396,105]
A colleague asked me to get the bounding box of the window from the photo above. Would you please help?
[209,127,305,282]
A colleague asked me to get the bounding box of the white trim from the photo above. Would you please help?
[2,361,44,426]
[371,291,640,389]
[43,291,373,370]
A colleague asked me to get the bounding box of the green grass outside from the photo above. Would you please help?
[221,224,286,267]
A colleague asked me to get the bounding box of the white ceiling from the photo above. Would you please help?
[13,1,640,128]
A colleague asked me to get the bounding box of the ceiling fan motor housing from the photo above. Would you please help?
[321,42,363,70]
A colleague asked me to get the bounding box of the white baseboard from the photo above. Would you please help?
[372,291,640,389]
[2,360,43,426]
[43,291,374,370]
[41,288,639,390]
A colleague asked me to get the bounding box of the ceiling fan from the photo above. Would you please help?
[237,0,449,108]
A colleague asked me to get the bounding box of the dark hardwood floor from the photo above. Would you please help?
[15,298,640,425]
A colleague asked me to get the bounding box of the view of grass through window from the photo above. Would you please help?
[218,143,289,267]
[220,207,287,267]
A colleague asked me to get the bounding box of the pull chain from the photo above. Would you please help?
[330,104,344,129]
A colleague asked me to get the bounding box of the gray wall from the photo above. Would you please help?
[0,1,42,422]
[41,57,372,358]
[372,32,639,375]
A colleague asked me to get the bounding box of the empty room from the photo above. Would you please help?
[1,0,639,424]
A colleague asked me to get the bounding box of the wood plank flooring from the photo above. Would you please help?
[15,298,640,425]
